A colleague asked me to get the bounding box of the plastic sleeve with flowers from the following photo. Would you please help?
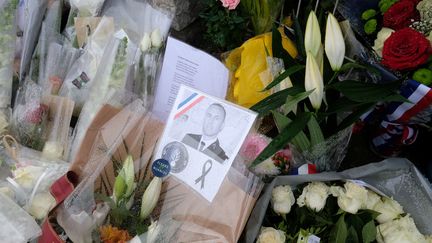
[10,80,49,151]
[41,95,75,161]
[56,99,166,243]
[68,34,135,162]
[0,0,18,109]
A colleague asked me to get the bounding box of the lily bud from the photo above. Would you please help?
[151,28,162,48]
[325,13,345,71]
[147,220,161,243]
[140,177,162,220]
[140,32,151,52]
[304,11,321,57]
[113,155,135,203]
[305,52,324,110]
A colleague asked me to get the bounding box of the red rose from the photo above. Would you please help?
[383,1,420,30]
[400,0,421,5]
[382,28,432,71]
[25,104,49,124]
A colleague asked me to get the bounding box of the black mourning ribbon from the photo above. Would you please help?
[195,159,212,189]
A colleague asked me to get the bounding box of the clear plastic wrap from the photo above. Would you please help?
[67,34,137,162]
[70,0,106,17]
[19,0,47,80]
[58,16,115,115]
[0,0,18,109]
[10,80,49,151]
[290,125,353,172]
[0,193,41,243]
[56,98,164,243]
[41,95,75,160]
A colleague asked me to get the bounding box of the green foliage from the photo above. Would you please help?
[378,0,398,13]
[200,0,249,51]
[361,9,377,21]
[364,19,377,35]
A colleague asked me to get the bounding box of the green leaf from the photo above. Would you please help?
[325,97,364,115]
[307,115,325,147]
[272,26,298,69]
[327,80,406,103]
[94,193,116,208]
[339,62,380,76]
[347,226,360,243]
[362,220,377,243]
[282,89,314,113]
[250,85,304,115]
[251,112,312,167]
[337,103,375,131]
[330,214,348,243]
[293,14,306,59]
[262,65,305,91]
[272,111,311,152]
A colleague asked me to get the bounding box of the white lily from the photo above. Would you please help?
[304,11,321,57]
[151,28,162,48]
[305,52,324,110]
[140,32,151,52]
[325,13,345,71]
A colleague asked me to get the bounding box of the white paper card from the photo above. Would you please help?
[152,37,229,122]
[154,85,257,202]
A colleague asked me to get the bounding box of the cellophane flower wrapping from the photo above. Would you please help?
[0,0,18,109]
[10,80,49,151]
[290,125,353,172]
[55,95,165,243]
[243,158,432,242]
[0,141,68,222]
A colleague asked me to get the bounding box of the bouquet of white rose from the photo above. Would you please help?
[244,158,432,243]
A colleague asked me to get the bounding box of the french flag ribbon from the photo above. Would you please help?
[174,92,205,120]
[363,80,432,156]
[290,163,317,175]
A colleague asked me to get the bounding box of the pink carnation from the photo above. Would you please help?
[240,134,270,162]
[220,0,240,10]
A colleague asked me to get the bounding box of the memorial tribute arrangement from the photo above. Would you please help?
[0,0,431,242]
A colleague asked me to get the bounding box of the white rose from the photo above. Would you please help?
[140,32,151,52]
[151,29,162,48]
[271,185,295,215]
[28,192,56,220]
[374,197,404,224]
[254,158,280,176]
[373,28,394,57]
[377,215,427,243]
[336,182,368,214]
[14,166,44,191]
[297,182,330,212]
[257,227,286,243]
[363,190,382,210]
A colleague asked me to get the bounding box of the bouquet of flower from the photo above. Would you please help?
[246,1,406,172]
[244,158,432,242]
[10,80,49,151]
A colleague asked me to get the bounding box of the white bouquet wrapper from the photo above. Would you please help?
[0,0,18,108]
[243,158,432,242]
[70,0,106,17]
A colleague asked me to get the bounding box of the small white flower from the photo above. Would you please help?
[336,182,368,214]
[42,141,64,160]
[374,197,404,224]
[271,185,295,215]
[254,158,280,176]
[325,13,345,71]
[140,33,151,52]
[151,28,162,48]
[257,227,286,243]
[28,192,56,220]
[376,215,426,243]
[372,28,394,57]
[297,182,330,212]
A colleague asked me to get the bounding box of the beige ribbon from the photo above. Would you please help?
[1,134,19,163]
